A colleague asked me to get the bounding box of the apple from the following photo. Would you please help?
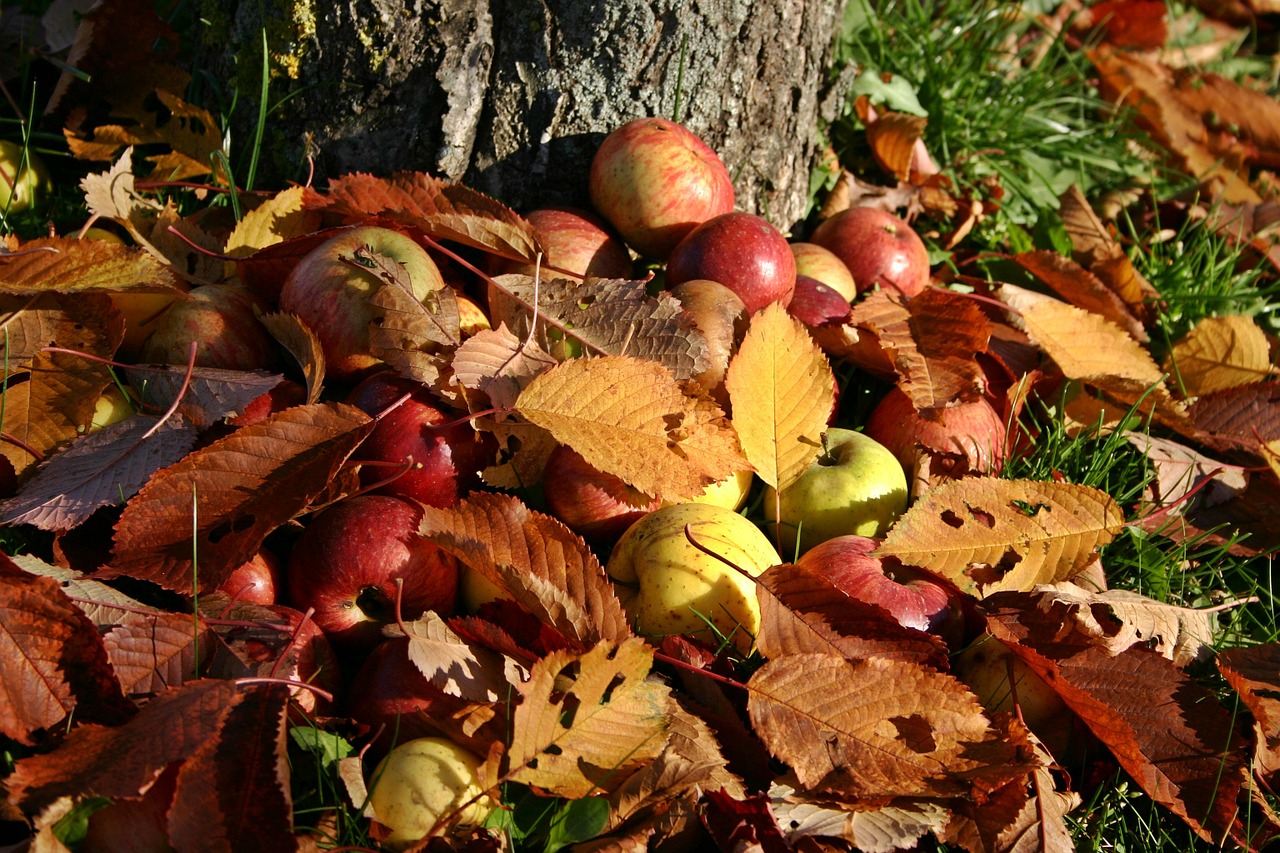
[284,495,459,650]
[279,225,447,382]
[666,212,796,314]
[456,293,490,338]
[606,502,781,654]
[795,535,960,643]
[790,242,858,303]
[763,428,908,558]
[497,206,633,280]
[217,548,283,606]
[863,386,1008,497]
[810,207,931,298]
[139,283,280,372]
[368,736,496,848]
[228,379,308,427]
[90,386,135,431]
[787,274,852,328]
[685,468,754,512]
[346,371,495,508]
[541,444,661,544]
[260,603,344,717]
[0,139,50,213]
[589,117,735,259]
[669,278,748,407]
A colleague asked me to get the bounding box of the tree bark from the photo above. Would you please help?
[198,0,848,234]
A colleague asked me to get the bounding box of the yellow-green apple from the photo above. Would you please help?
[790,242,858,302]
[666,212,796,314]
[764,428,908,557]
[368,736,496,848]
[139,283,280,371]
[0,139,50,213]
[284,495,459,650]
[863,386,1007,497]
[497,206,633,279]
[795,535,961,642]
[686,468,754,512]
[346,371,495,508]
[589,117,735,259]
[810,207,931,298]
[669,278,747,408]
[787,274,852,328]
[606,502,780,653]
[279,225,446,381]
[542,444,661,544]
[90,386,135,431]
[217,548,283,606]
[456,294,490,338]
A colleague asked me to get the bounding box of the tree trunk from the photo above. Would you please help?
[198,0,848,235]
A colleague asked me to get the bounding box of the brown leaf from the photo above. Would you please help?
[1218,645,1280,787]
[366,266,461,386]
[1166,314,1278,397]
[452,324,558,411]
[768,781,950,851]
[1123,432,1247,513]
[68,88,225,181]
[0,235,177,295]
[103,611,211,697]
[259,312,326,404]
[223,187,320,259]
[0,555,132,745]
[1188,380,1280,455]
[1014,250,1147,342]
[108,403,374,592]
[876,478,1125,597]
[747,652,1033,798]
[516,356,749,502]
[866,111,929,183]
[419,492,633,647]
[305,172,541,262]
[126,365,285,429]
[9,555,157,627]
[403,611,524,703]
[725,303,834,490]
[1058,185,1161,323]
[508,638,670,798]
[1073,0,1168,49]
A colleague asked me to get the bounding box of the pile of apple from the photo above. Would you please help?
[89,117,1027,844]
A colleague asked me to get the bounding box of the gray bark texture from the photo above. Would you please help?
[198,0,849,235]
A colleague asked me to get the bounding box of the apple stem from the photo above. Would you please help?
[652,649,747,690]
[164,224,240,261]
[270,606,320,680]
[682,523,753,580]
[235,675,334,705]
[424,406,514,431]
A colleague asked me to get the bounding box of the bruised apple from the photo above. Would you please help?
[606,503,780,653]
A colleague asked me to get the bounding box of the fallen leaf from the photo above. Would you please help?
[1165,314,1277,397]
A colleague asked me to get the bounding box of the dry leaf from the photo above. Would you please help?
[1165,314,1277,397]
[1218,645,1280,786]
[1014,250,1147,343]
[768,781,949,851]
[724,303,833,490]
[402,612,524,703]
[223,187,319,259]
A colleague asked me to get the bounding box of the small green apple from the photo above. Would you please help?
[369,736,495,849]
[764,427,908,557]
[606,502,780,653]
[0,140,51,213]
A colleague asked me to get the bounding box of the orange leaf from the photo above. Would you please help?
[1014,250,1147,343]
[1166,314,1277,397]
[724,303,833,490]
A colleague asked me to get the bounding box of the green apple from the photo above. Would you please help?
[606,502,780,653]
[764,428,907,558]
[0,140,51,214]
[369,736,495,848]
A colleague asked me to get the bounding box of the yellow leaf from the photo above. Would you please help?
[875,477,1125,596]
[516,356,748,501]
[1166,315,1278,397]
[1022,300,1163,387]
[223,187,318,259]
[724,303,834,490]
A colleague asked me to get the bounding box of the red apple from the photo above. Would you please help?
[217,548,283,606]
[667,212,796,314]
[260,603,344,717]
[498,206,633,280]
[787,274,852,328]
[791,242,858,303]
[810,207,931,298]
[229,379,308,427]
[863,386,1007,497]
[541,444,661,544]
[346,371,496,508]
[279,225,447,382]
[795,534,961,643]
[140,283,280,371]
[589,117,735,259]
[284,495,459,650]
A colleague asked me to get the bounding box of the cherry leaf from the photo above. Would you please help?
[127,366,284,429]
[1218,645,1280,787]
[768,781,950,851]
[258,311,326,403]
[7,555,157,627]
[223,186,320,259]
[0,235,177,294]
[452,324,558,411]
[1165,314,1278,397]
[403,612,524,703]
[1015,250,1147,342]
[103,611,211,697]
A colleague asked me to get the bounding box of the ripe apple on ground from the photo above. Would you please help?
[228,379,308,427]
[284,495,459,650]
[795,535,961,644]
[346,371,496,509]
[606,502,781,654]
[669,278,748,407]
[810,206,931,298]
[279,225,447,382]
[764,428,908,558]
[497,206,633,280]
[589,117,735,259]
[666,212,797,314]
[368,736,496,849]
[787,274,853,328]
[790,242,858,303]
[89,386,135,431]
[863,386,1008,498]
[217,548,283,606]
[140,283,280,372]
[0,139,50,213]
[542,444,662,544]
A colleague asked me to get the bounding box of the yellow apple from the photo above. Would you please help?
[672,468,754,512]
[606,502,780,653]
[0,140,51,214]
[456,293,491,337]
[90,386,134,431]
[368,737,495,849]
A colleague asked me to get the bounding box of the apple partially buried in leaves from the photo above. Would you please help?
[140,283,280,371]
[0,139,50,213]
[217,548,283,606]
[542,444,662,544]
[810,206,931,298]
[764,428,908,558]
[285,495,459,650]
[589,117,735,259]
[787,274,853,329]
[369,737,496,849]
[498,206,633,280]
[791,242,858,303]
[607,502,781,653]
[666,212,797,314]
[669,278,748,407]
[279,225,446,382]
